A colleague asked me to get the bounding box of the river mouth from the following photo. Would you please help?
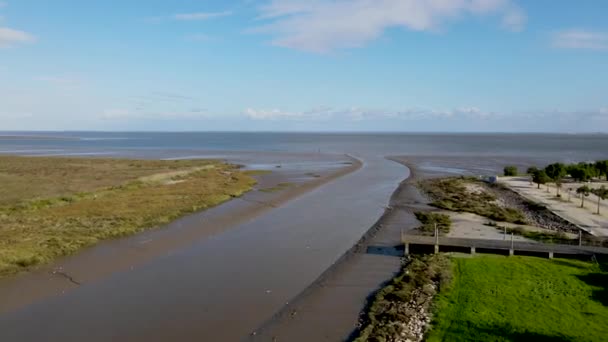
[0,151,406,342]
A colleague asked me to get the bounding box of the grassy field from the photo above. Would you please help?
[0,156,257,277]
[427,255,608,342]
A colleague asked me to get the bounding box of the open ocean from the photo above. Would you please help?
[1,132,607,162]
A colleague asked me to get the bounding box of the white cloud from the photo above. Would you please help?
[184,33,214,42]
[101,108,210,121]
[245,106,497,121]
[0,27,35,48]
[102,109,132,120]
[552,29,608,51]
[37,76,81,87]
[501,5,526,32]
[0,111,33,119]
[252,0,526,53]
[174,11,232,21]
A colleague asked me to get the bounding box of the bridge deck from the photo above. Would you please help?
[402,234,608,257]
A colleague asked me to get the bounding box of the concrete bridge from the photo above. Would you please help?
[402,234,608,259]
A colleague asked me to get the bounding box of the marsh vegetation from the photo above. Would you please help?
[0,156,257,276]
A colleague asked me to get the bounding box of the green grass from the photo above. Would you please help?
[415,211,452,234]
[489,224,574,244]
[427,255,608,342]
[0,156,257,277]
[419,177,527,224]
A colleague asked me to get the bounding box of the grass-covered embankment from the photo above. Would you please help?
[427,255,608,341]
[0,156,258,277]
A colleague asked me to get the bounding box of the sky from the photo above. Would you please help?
[1,0,607,132]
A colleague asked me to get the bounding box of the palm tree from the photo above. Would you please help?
[555,179,562,197]
[592,186,608,215]
[577,186,591,208]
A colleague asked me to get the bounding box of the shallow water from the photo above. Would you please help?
[1,132,607,341]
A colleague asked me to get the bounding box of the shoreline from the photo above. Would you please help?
[249,154,557,341]
[0,154,363,315]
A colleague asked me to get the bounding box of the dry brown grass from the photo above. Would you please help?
[0,156,257,277]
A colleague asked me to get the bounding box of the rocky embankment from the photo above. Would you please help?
[487,184,580,233]
[354,255,451,342]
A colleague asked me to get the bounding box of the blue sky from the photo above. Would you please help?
[1,0,607,132]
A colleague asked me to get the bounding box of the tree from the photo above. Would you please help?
[595,160,608,181]
[545,163,567,180]
[592,185,608,215]
[526,166,539,175]
[545,163,567,196]
[568,165,592,182]
[577,185,591,208]
[504,166,518,176]
[532,170,550,189]
[555,179,563,197]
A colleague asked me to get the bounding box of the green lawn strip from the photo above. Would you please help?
[427,255,608,342]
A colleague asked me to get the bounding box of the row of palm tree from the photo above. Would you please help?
[525,162,608,214]
[575,185,608,214]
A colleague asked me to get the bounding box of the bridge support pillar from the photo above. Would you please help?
[404,243,409,256]
[548,251,554,259]
[509,249,514,256]
[434,244,439,254]
[470,246,476,255]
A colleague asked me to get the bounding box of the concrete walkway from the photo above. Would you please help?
[500,177,608,237]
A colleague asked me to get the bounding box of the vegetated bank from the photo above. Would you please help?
[418,176,579,233]
[0,156,257,277]
[354,255,453,342]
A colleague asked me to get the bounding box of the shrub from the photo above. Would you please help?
[415,212,452,234]
[526,166,539,175]
[503,166,518,176]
